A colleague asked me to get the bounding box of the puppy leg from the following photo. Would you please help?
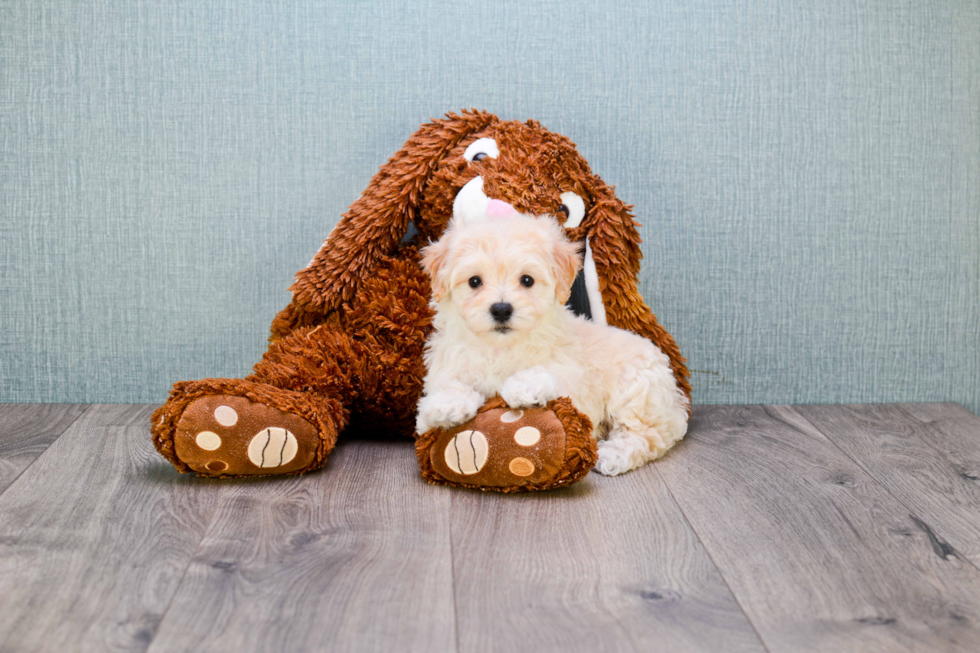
[416,381,486,433]
[595,352,689,476]
[501,366,560,408]
[596,428,662,476]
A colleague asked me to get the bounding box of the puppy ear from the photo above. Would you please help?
[585,179,691,400]
[552,234,583,305]
[420,236,453,301]
[288,110,496,315]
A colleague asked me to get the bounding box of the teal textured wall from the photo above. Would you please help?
[2,1,978,410]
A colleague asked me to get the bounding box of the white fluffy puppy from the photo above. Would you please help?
[415,212,689,476]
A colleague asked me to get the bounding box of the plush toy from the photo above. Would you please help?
[151,110,690,492]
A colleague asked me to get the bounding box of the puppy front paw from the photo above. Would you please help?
[416,385,485,433]
[500,367,560,408]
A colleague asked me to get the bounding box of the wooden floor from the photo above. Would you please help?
[1,404,979,652]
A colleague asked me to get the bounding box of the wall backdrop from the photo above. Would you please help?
[2,0,978,411]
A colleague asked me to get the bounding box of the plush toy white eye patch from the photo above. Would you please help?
[453,176,491,224]
[559,191,585,229]
[464,138,499,162]
[583,238,606,325]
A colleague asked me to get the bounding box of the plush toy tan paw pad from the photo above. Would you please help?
[416,397,597,492]
[173,395,318,476]
[428,408,563,486]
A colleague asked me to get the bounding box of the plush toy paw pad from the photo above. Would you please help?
[173,395,318,476]
[428,405,567,488]
[500,409,523,423]
[214,405,238,426]
[444,430,489,475]
[508,457,535,477]
[195,431,222,450]
[248,427,299,468]
[513,426,540,446]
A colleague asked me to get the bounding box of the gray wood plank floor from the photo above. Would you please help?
[0,402,978,652]
[0,403,87,493]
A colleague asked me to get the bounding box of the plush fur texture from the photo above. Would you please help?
[151,110,689,482]
[418,214,689,475]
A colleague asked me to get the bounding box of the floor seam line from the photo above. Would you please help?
[653,461,774,653]
[0,404,93,501]
[144,493,221,653]
[127,403,219,652]
[448,491,462,653]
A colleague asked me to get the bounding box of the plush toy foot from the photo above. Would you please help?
[151,379,338,477]
[415,396,597,492]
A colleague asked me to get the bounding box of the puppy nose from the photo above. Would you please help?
[490,302,513,323]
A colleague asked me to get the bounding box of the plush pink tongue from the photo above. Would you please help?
[486,199,517,218]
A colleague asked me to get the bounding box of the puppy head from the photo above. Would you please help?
[422,214,582,342]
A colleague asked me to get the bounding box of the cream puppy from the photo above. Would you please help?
[416,213,689,476]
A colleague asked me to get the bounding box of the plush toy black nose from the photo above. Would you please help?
[490,302,513,323]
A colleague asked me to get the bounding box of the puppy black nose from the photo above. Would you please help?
[490,302,513,323]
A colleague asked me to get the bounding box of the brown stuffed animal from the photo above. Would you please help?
[151,110,690,491]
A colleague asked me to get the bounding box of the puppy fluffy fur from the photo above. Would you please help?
[417,213,689,476]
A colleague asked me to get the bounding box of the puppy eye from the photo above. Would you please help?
[463,138,499,162]
[468,276,483,289]
[520,275,534,288]
[558,191,586,229]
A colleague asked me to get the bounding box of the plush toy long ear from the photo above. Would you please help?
[289,110,497,314]
[585,180,692,401]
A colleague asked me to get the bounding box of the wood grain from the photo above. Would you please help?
[147,439,456,653]
[795,403,980,567]
[5,403,980,651]
[0,403,88,494]
[657,404,980,653]
[0,404,227,652]
[898,403,980,465]
[449,468,766,653]
[900,402,980,428]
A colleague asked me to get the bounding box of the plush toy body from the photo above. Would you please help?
[151,110,690,491]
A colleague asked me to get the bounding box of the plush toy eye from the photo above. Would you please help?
[520,275,534,288]
[469,276,482,289]
[558,191,586,229]
[464,138,499,162]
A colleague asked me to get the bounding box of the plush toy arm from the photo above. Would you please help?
[268,295,324,342]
